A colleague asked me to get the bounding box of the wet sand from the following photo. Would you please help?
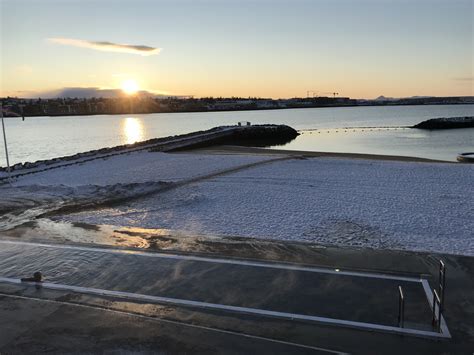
[189,145,456,163]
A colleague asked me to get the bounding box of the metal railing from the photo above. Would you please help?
[432,260,446,332]
[1,103,12,182]
[398,286,405,328]
[397,260,446,332]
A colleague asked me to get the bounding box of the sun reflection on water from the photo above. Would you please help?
[122,117,144,144]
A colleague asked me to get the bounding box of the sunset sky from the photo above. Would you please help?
[1,0,472,99]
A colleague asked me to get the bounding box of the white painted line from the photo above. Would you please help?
[421,279,451,338]
[0,240,421,282]
[0,277,449,339]
[0,292,348,354]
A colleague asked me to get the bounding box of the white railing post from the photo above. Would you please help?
[398,286,405,328]
[1,102,12,181]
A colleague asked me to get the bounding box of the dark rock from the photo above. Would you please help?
[457,152,474,163]
[413,116,474,129]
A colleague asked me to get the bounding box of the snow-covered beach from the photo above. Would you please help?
[1,145,472,256]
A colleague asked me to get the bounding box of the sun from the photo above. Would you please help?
[121,79,139,95]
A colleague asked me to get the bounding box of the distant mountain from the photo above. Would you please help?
[374,95,435,101]
[374,95,398,101]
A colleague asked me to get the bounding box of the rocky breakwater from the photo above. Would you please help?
[413,116,474,129]
[232,124,299,145]
[164,124,299,151]
[0,124,298,181]
[0,127,230,179]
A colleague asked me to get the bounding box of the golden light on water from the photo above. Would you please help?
[122,117,144,144]
[121,79,139,95]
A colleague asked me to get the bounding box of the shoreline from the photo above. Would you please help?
[1,217,470,258]
[0,125,298,179]
[3,147,467,256]
[189,145,456,163]
[3,123,462,179]
[2,102,473,118]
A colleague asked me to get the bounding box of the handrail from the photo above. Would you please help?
[398,286,405,328]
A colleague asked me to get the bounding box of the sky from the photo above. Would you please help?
[0,0,472,99]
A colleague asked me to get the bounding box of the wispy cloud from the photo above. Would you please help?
[47,38,161,56]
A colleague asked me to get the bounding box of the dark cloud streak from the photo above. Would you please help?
[48,38,161,56]
[91,41,158,53]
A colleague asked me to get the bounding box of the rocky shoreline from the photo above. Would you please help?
[0,124,298,179]
[161,124,299,151]
[412,116,474,129]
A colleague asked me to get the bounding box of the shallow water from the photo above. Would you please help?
[276,127,474,161]
[0,241,432,326]
[1,104,472,164]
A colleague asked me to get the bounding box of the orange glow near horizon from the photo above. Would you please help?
[2,1,472,100]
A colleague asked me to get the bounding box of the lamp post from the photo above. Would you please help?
[1,103,11,181]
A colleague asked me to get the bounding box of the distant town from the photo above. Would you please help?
[1,95,473,117]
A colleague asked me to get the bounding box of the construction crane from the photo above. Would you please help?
[307,91,340,99]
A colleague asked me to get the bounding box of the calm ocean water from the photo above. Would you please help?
[1,104,473,165]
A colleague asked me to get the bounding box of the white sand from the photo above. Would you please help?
[2,150,473,255]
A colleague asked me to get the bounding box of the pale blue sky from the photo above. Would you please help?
[1,0,472,98]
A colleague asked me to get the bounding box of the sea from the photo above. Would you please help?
[1,104,473,164]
